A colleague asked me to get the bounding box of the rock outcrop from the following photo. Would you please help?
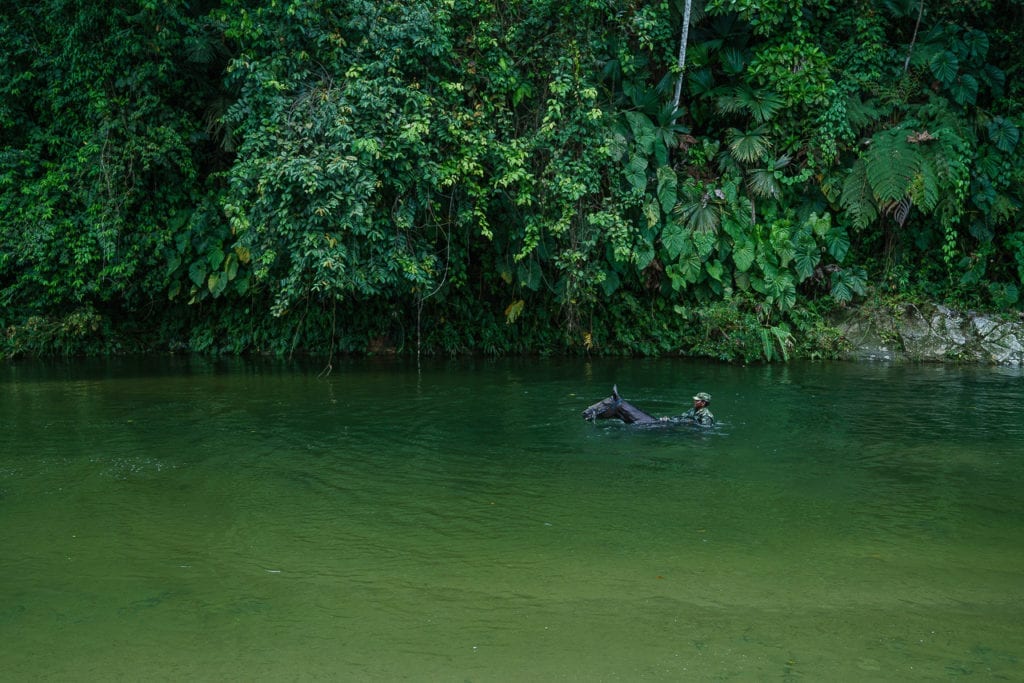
[834,302,1024,365]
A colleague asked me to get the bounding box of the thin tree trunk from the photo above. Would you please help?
[903,1,925,73]
[671,0,693,123]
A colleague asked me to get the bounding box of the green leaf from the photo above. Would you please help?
[950,74,978,105]
[656,166,678,214]
[794,239,821,281]
[225,254,239,281]
[635,239,656,270]
[661,221,689,260]
[625,154,648,191]
[625,111,656,155]
[208,271,227,297]
[962,29,989,60]
[864,129,919,203]
[987,117,1020,153]
[705,259,724,282]
[601,269,621,296]
[694,230,717,259]
[166,252,181,277]
[607,129,629,162]
[206,246,225,271]
[805,211,831,238]
[189,260,208,288]
[727,126,772,164]
[733,237,756,272]
[840,161,879,229]
[826,225,851,262]
[677,250,703,284]
[929,50,959,86]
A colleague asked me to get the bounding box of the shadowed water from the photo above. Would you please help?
[1,357,1022,680]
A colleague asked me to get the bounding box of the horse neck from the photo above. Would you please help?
[617,402,655,424]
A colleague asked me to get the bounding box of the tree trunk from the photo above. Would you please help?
[671,0,693,122]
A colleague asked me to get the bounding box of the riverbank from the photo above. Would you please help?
[833,301,1024,366]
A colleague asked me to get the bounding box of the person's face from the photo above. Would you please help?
[693,398,705,409]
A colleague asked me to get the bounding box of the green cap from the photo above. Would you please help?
[693,392,711,403]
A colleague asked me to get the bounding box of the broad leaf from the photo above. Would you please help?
[794,239,821,281]
[987,117,1020,153]
[929,50,959,86]
[661,221,690,260]
[694,230,717,259]
[826,225,851,262]
[950,74,978,106]
[208,271,227,297]
[656,166,678,214]
[732,237,756,272]
[625,111,656,155]
[189,260,208,288]
[625,154,648,191]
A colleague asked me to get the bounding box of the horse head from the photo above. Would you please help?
[581,385,656,424]
[582,385,624,421]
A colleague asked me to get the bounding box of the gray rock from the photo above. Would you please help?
[834,303,1024,366]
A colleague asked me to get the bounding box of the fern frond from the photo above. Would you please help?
[864,128,920,203]
[840,161,879,229]
[909,157,940,212]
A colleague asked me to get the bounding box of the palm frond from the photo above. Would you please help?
[726,126,772,164]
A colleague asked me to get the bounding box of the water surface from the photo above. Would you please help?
[2,357,1022,680]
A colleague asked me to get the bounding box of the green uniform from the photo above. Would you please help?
[680,405,715,426]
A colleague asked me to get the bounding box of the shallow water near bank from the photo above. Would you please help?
[1,356,1022,680]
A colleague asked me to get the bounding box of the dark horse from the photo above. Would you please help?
[581,385,658,424]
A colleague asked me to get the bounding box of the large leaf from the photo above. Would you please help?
[625,111,656,155]
[826,225,851,262]
[950,73,978,106]
[732,237,756,272]
[676,200,719,234]
[929,50,959,86]
[600,269,621,296]
[962,29,989,60]
[693,230,717,259]
[727,126,772,164]
[987,117,1020,153]
[829,267,866,303]
[189,260,208,288]
[625,154,648,191]
[661,221,690,260]
[793,237,821,281]
[208,271,228,297]
[656,166,678,214]
[635,239,656,270]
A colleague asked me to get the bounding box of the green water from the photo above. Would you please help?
[2,357,1022,681]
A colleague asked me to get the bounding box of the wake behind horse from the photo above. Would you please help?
[581,385,658,424]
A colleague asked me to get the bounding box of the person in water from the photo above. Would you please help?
[680,391,715,426]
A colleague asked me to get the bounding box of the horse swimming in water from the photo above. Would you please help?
[581,385,658,424]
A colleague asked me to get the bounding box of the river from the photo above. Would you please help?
[2,357,1022,680]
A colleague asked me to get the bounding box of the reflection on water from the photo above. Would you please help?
[1,357,1022,680]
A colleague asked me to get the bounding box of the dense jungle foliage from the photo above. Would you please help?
[3,0,1024,360]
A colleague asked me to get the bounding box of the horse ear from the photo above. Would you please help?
[612,384,619,399]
